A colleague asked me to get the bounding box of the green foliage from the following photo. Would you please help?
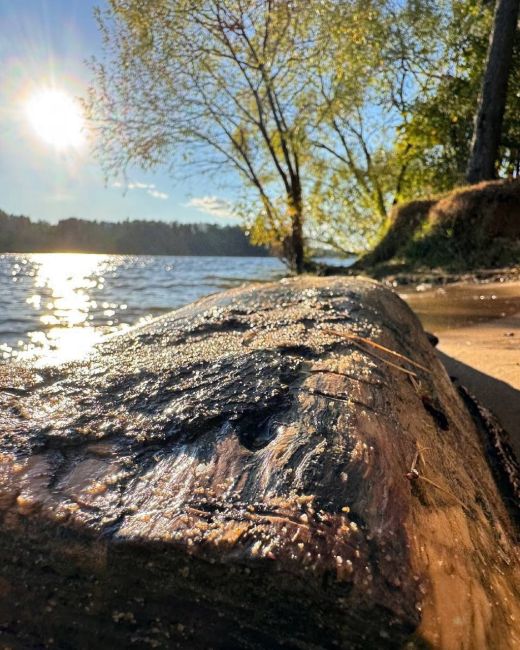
[87,0,453,263]
[86,0,520,264]
[402,228,520,270]
[302,0,449,254]
[502,29,520,176]
[88,0,325,271]
[393,0,491,196]
[359,180,520,271]
[395,0,520,197]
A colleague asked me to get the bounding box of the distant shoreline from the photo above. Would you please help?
[0,209,268,257]
[0,250,271,257]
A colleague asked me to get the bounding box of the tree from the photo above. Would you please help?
[392,0,494,196]
[87,0,335,272]
[303,0,448,254]
[384,0,520,198]
[466,0,520,183]
[88,0,458,266]
[90,1,515,265]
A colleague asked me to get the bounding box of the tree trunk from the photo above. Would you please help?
[289,182,305,274]
[0,277,518,649]
[466,0,520,184]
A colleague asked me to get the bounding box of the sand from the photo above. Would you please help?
[402,281,520,458]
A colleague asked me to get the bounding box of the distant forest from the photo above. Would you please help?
[0,209,268,256]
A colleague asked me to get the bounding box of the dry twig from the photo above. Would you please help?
[323,328,431,374]
[406,443,469,512]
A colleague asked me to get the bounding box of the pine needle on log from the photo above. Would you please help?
[322,328,431,374]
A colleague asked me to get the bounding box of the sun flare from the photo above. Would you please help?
[25,89,85,149]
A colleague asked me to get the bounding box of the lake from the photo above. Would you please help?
[3,253,516,367]
[0,253,285,365]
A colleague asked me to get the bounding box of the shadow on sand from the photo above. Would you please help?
[437,350,520,460]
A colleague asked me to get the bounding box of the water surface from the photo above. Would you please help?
[1,253,517,365]
[400,282,520,332]
[0,254,284,364]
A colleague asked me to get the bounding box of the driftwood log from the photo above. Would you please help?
[0,276,518,649]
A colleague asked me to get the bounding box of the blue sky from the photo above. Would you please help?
[0,0,236,224]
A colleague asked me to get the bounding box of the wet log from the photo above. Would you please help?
[0,276,518,649]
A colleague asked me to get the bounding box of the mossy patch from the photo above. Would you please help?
[357,179,520,272]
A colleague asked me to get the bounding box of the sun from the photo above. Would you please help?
[25,89,85,150]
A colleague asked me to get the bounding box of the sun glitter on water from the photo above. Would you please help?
[25,88,85,150]
[19,254,126,366]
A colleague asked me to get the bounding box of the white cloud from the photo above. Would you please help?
[128,181,155,190]
[112,180,168,199]
[147,189,168,200]
[186,196,234,218]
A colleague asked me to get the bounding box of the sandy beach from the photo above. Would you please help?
[402,281,520,458]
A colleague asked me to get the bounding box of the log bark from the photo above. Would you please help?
[0,277,518,649]
[466,0,520,183]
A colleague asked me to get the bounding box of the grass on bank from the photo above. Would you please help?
[356,179,520,273]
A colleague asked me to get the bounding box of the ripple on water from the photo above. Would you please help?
[0,253,285,365]
[400,282,520,332]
